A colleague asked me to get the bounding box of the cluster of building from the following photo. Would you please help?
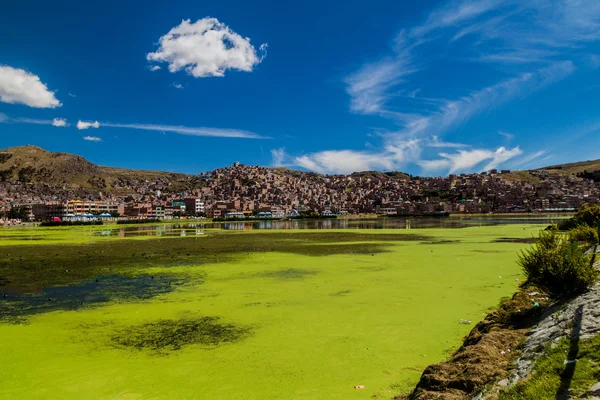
[24,198,205,221]
[2,163,600,221]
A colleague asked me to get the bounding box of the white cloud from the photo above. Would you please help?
[344,31,420,116]
[332,0,590,175]
[482,146,523,170]
[172,82,184,89]
[77,120,100,130]
[0,66,61,108]
[271,147,286,167]
[427,136,468,148]
[147,18,267,78]
[424,0,600,64]
[294,139,424,175]
[276,0,592,177]
[52,118,68,127]
[68,93,76,98]
[148,65,161,72]
[510,150,547,168]
[420,146,522,174]
[295,150,395,175]
[345,55,416,115]
[100,122,266,139]
[83,136,102,142]
[411,0,505,38]
[498,130,514,141]
[391,61,575,140]
[0,115,68,127]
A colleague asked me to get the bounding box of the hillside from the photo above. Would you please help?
[0,145,197,197]
[482,158,600,184]
[538,158,600,179]
[0,145,598,203]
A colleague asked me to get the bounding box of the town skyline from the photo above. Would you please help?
[1,144,599,222]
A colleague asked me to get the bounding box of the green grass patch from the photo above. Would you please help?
[498,334,600,399]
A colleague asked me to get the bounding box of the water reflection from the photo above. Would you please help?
[94,217,556,237]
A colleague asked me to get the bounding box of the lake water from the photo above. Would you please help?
[95,216,560,237]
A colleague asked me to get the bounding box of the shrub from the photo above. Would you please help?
[518,230,598,299]
[559,204,600,230]
[569,225,599,247]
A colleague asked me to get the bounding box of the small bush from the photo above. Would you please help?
[569,225,599,247]
[559,204,600,230]
[518,230,598,299]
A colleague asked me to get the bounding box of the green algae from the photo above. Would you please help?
[0,224,544,400]
[0,231,425,288]
[112,316,252,352]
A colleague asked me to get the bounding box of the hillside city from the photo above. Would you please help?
[2,160,600,222]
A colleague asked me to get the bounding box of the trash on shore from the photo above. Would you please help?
[459,319,472,324]
[354,385,365,389]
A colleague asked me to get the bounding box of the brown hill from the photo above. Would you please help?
[0,145,195,197]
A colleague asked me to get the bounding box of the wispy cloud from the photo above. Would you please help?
[411,0,506,38]
[83,136,102,142]
[271,147,286,167]
[427,136,468,148]
[307,0,597,175]
[2,112,267,140]
[4,116,69,127]
[498,130,514,141]
[345,47,417,115]
[509,150,548,168]
[99,122,267,139]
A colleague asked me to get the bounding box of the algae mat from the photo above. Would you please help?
[0,225,541,399]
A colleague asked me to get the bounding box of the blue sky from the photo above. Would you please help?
[1,0,600,176]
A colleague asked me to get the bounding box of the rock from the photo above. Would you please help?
[498,379,510,387]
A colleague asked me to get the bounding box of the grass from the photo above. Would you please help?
[0,224,543,400]
[498,334,600,399]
